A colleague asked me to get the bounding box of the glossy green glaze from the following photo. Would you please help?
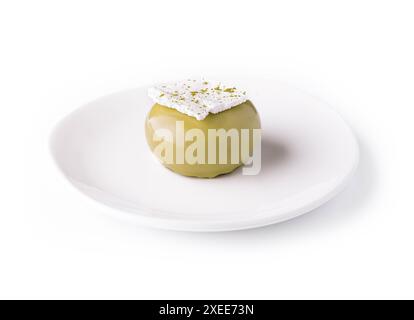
[145,100,261,178]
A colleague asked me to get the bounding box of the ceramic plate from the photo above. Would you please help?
[50,80,359,231]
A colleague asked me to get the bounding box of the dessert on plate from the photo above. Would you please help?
[145,79,261,178]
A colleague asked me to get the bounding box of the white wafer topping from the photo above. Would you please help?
[147,79,248,120]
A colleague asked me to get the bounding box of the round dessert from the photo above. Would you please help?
[145,80,261,178]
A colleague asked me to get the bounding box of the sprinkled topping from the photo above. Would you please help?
[147,79,248,120]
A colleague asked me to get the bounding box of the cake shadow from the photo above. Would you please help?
[260,137,290,173]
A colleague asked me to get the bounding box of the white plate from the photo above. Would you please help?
[50,80,359,232]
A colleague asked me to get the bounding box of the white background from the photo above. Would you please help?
[1,0,413,299]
